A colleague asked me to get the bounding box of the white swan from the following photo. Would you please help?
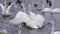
[42,8,51,12]
[32,14,45,28]
[10,3,39,29]
[0,3,15,16]
[10,3,45,29]
[49,21,60,34]
[52,8,60,12]
[10,11,38,29]
[42,8,60,13]
[28,4,45,28]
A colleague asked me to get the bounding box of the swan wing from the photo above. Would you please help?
[42,8,51,12]
[33,14,45,28]
[30,12,37,20]
[9,11,31,24]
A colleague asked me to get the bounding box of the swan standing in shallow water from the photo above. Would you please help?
[10,3,39,29]
[49,21,60,34]
[0,0,15,17]
[10,3,45,29]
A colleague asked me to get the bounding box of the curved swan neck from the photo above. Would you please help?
[41,0,45,11]
[6,3,15,13]
[4,0,7,7]
[21,3,26,13]
[50,0,54,12]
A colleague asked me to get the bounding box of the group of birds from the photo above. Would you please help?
[0,0,45,29]
[0,0,60,34]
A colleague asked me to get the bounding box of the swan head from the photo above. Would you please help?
[48,21,54,25]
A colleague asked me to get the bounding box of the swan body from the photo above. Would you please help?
[10,3,45,29]
[10,11,45,29]
[30,12,36,20]
[53,31,60,34]
[29,12,45,28]
[32,14,45,28]
[0,3,15,16]
[42,8,51,12]
[52,8,60,12]
[42,8,60,13]
[10,11,30,24]
[10,11,39,29]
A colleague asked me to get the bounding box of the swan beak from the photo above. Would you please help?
[48,21,54,25]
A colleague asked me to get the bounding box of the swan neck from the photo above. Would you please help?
[4,0,7,11]
[50,0,54,12]
[22,4,25,13]
[41,0,45,11]
[19,24,22,34]
[4,0,7,7]
[51,22,54,34]
[29,4,32,19]
[7,3,15,13]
